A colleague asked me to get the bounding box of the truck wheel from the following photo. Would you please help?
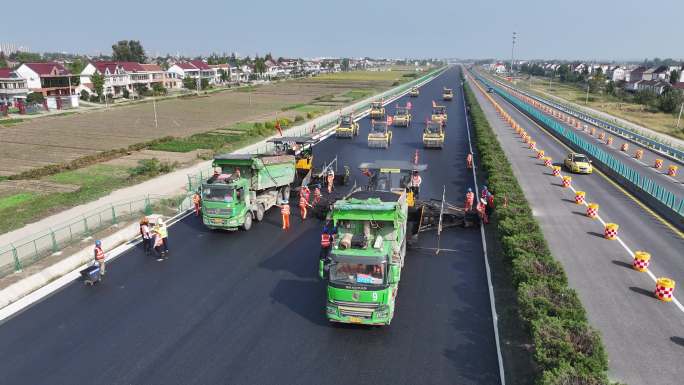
[242,213,252,231]
[255,204,265,222]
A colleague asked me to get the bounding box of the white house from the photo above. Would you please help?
[0,68,28,107]
[167,60,214,87]
[610,67,627,82]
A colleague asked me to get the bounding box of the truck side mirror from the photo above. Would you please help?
[388,265,400,284]
[319,260,325,279]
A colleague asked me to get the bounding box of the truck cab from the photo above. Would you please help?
[367,121,392,148]
[409,87,420,97]
[202,176,251,230]
[322,190,408,326]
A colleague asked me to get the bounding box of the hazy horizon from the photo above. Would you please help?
[3,0,682,61]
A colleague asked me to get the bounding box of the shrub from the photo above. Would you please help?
[518,280,586,323]
[294,115,304,122]
[129,158,161,176]
[306,112,315,119]
[512,253,567,286]
[89,94,100,103]
[80,90,89,101]
[264,121,274,129]
[538,363,608,385]
[26,92,44,104]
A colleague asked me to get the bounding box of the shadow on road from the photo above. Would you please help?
[671,336,684,347]
[586,231,604,238]
[611,260,633,270]
[629,286,654,298]
[269,278,328,326]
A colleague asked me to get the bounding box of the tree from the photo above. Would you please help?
[183,76,196,90]
[253,57,266,75]
[670,69,680,85]
[91,71,105,100]
[112,40,146,62]
[134,83,149,96]
[80,90,89,101]
[219,69,229,83]
[341,58,350,72]
[588,68,605,94]
[152,82,167,95]
[658,89,682,113]
[9,52,42,62]
[122,88,130,99]
[68,58,85,74]
[0,53,7,68]
[26,92,45,104]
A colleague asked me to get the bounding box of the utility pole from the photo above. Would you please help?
[677,102,684,130]
[585,82,590,105]
[196,68,201,95]
[511,31,517,75]
[153,97,158,128]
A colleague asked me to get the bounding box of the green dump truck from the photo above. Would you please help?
[321,189,410,326]
[201,154,295,231]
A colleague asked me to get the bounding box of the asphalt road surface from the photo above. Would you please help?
[0,67,501,385]
[467,72,684,385]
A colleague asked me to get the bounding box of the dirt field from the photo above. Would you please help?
[0,72,406,176]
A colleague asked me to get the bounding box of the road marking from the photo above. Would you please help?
[461,73,506,385]
[475,82,684,314]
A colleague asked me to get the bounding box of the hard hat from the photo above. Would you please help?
[480,198,487,204]
[95,240,102,246]
[467,187,472,192]
[482,185,487,190]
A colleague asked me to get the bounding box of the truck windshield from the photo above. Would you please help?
[433,107,445,114]
[371,102,382,109]
[202,186,234,202]
[340,116,352,126]
[330,262,385,285]
[395,108,408,115]
[426,123,441,133]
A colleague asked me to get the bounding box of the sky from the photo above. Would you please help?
[3,0,682,61]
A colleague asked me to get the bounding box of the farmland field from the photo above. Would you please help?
[0,69,417,177]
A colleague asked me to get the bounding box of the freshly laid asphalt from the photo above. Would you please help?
[467,72,684,385]
[0,67,501,385]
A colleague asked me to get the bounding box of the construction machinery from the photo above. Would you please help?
[369,101,385,119]
[409,87,420,97]
[267,136,319,181]
[200,154,295,231]
[335,114,359,138]
[431,104,448,125]
[392,104,412,127]
[367,120,393,148]
[320,160,476,326]
[423,121,445,148]
[442,87,453,101]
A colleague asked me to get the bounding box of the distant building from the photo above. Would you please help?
[15,62,79,108]
[0,68,28,107]
[609,67,627,82]
[167,60,214,88]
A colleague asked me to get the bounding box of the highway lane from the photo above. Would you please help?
[467,73,684,385]
[0,67,501,385]
[486,73,684,187]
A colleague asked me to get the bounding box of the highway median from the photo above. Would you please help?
[464,81,614,385]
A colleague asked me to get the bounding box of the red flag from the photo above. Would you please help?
[407,101,412,110]
[275,120,283,136]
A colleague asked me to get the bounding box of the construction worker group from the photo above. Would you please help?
[463,185,494,225]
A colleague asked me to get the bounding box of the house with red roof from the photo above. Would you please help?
[0,68,29,107]
[80,61,177,98]
[15,62,77,97]
[168,60,215,89]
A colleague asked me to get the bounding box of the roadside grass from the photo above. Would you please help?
[0,164,141,234]
[464,80,612,385]
[342,89,374,101]
[0,193,36,211]
[519,76,684,140]
[310,69,413,83]
[0,118,25,127]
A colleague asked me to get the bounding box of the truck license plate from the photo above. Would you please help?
[211,218,223,225]
[348,317,362,324]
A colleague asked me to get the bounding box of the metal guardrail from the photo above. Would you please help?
[485,74,684,163]
[0,194,192,278]
[476,75,684,218]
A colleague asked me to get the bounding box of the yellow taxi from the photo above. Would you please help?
[564,153,593,174]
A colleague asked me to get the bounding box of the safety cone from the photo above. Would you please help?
[586,203,599,219]
[574,191,585,204]
[632,251,651,272]
[655,278,675,302]
[668,165,678,177]
[654,159,663,169]
[604,223,619,240]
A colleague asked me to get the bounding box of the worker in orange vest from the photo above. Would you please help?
[476,198,489,224]
[192,192,201,216]
[94,240,106,276]
[313,185,322,205]
[466,152,473,169]
[320,227,333,261]
[279,200,290,230]
[299,192,312,220]
[302,185,311,203]
[465,188,475,211]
